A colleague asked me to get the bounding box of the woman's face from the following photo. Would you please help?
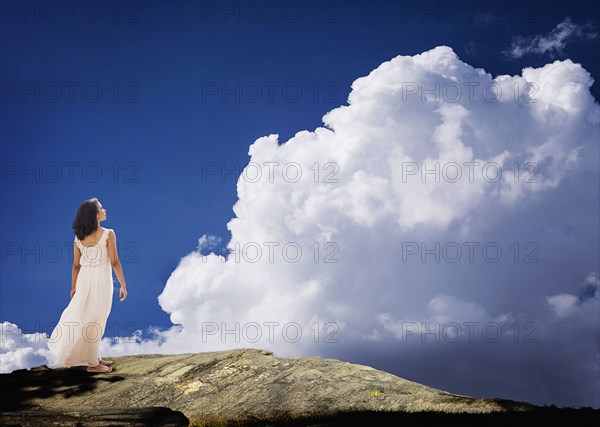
[96,201,107,223]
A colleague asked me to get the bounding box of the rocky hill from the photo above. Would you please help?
[0,348,596,426]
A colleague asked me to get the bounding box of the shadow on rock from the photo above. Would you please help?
[0,364,125,411]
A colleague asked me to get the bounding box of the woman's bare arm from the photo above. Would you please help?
[71,240,81,297]
[107,230,128,300]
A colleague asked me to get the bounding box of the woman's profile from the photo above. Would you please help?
[47,197,128,373]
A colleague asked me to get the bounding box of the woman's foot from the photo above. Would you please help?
[87,363,113,373]
[99,359,113,366]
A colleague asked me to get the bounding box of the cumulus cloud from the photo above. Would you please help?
[504,17,598,59]
[2,45,599,407]
[197,234,229,257]
[155,45,598,356]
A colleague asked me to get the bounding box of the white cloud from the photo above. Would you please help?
[1,321,186,372]
[504,17,598,59]
[584,272,600,287]
[547,272,600,319]
[0,321,52,373]
[376,294,521,342]
[426,294,490,324]
[377,294,491,340]
[547,294,579,318]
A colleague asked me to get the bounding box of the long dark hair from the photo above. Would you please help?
[73,197,100,240]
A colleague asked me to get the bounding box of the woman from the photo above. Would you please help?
[47,197,128,373]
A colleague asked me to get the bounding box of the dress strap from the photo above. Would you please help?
[102,228,112,241]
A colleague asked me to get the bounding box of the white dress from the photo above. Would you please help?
[47,227,114,368]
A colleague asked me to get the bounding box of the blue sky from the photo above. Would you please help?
[1,0,599,408]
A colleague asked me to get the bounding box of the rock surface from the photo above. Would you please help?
[0,347,579,426]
